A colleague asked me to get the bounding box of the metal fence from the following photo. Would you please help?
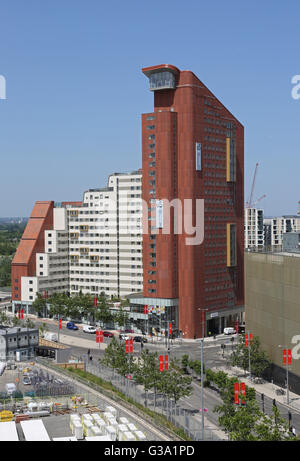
[84,360,220,441]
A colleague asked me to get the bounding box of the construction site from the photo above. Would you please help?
[0,359,164,441]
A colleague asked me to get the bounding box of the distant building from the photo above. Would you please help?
[263,215,300,248]
[282,232,300,253]
[0,326,39,360]
[244,208,264,249]
[11,171,143,314]
[245,249,300,392]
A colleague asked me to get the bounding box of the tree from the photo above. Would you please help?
[158,359,192,405]
[0,311,10,326]
[39,322,48,338]
[231,335,271,377]
[101,337,130,376]
[134,351,162,408]
[48,293,67,318]
[113,307,129,329]
[211,369,293,441]
[32,293,47,317]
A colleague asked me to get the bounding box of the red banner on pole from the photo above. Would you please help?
[59,319,62,330]
[130,338,133,353]
[245,334,248,347]
[96,330,99,343]
[250,333,253,344]
[169,323,172,336]
[144,305,148,315]
[159,355,164,372]
[234,382,239,404]
[165,355,169,371]
[18,310,20,320]
[288,349,292,365]
[100,331,103,343]
[283,349,287,365]
[240,382,246,404]
[125,339,129,354]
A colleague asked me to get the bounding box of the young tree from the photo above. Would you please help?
[48,293,67,318]
[134,351,162,408]
[32,293,47,317]
[231,335,271,377]
[101,337,129,376]
[39,322,48,338]
[158,359,192,405]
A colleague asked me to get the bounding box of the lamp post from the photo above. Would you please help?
[197,307,208,441]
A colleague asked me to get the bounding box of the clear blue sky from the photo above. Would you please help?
[0,0,300,217]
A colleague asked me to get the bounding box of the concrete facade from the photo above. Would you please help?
[245,250,300,390]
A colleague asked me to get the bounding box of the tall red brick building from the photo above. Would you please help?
[130,64,244,339]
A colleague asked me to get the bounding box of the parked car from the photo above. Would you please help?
[103,331,114,338]
[83,325,97,334]
[119,334,130,341]
[223,327,236,335]
[133,336,148,343]
[124,329,134,333]
[66,322,78,330]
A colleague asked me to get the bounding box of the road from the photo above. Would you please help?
[25,317,300,437]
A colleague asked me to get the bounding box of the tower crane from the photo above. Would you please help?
[245,163,266,208]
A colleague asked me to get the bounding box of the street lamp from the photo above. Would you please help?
[197,307,208,441]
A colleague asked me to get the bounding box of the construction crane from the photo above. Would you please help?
[245,162,266,208]
[252,194,267,207]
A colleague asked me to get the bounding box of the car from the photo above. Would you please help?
[133,336,148,343]
[124,329,134,333]
[103,331,114,338]
[66,322,78,330]
[223,327,236,335]
[83,325,97,334]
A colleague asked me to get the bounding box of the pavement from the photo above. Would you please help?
[216,362,300,413]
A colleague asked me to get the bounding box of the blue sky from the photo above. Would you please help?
[0,0,300,217]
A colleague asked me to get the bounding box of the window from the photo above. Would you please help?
[149,71,176,90]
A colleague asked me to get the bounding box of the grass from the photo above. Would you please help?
[66,366,191,440]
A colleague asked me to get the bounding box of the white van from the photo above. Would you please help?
[83,325,97,334]
[44,332,58,342]
[223,327,236,335]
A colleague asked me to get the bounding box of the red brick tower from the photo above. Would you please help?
[141,64,244,338]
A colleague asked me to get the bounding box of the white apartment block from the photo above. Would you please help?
[263,215,300,248]
[13,171,143,314]
[244,208,264,249]
[67,171,143,297]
